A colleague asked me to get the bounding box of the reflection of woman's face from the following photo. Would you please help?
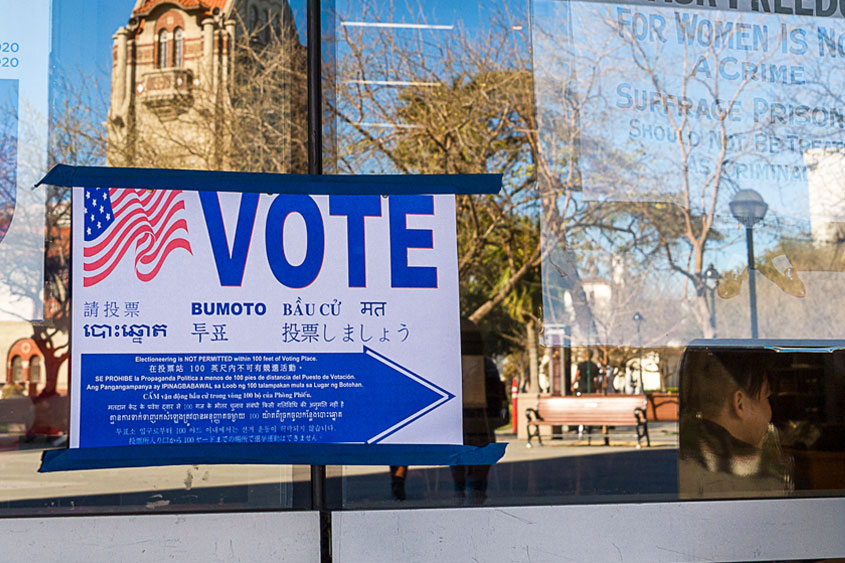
[744,379,772,447]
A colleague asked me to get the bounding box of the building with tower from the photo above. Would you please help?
[108,0,306,172]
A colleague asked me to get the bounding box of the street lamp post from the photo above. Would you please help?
[632,312,644,388]
[703,264,720,337]
[730,189,768,340]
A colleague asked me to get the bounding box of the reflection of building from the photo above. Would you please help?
[625,351,661,391]
[108,0,305,171]
[804,149,845,246]
[561,277,611,330]
[559,254,626,342]
[1,219,70,399]
[6,338,45,396]
[2,329,65,398]
[581,277,612,314]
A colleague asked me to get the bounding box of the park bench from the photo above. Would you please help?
[647,392,679,422]
[525,395,650,448]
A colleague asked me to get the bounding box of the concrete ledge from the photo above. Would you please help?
[0,511,320,563]
[334,497,845,562]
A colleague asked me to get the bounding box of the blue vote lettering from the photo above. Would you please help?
[199,191,259,286]
[329,195,382,287]
[389,195,437,288]
[265,195,325,289]
[200,194,438,289]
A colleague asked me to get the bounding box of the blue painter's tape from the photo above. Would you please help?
[39,442,507,472]
[35,165,502,195]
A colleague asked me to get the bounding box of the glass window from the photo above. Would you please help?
[274,9,283,40]
[0,0,310,518]
[328,0,845,509]
[9,356,22,384]
[1,0,843,528]
[28,355,40,384]
[250,5,260,34]
[158,29,170,69]
[173,27,183,67]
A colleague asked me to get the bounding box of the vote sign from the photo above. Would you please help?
[71,188,462,449]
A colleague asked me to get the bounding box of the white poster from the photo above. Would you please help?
[70,187,462,448]
[535,0,845,346]
[0,0,50,320]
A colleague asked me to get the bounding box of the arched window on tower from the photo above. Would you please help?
[158,29,170,68]
[250,5,260,34]
[10,356,22,384]
[174,28,184,67]
[274,10,283,40]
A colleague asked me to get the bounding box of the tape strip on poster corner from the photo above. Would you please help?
[39,442,507,472]
[35,164,503,195]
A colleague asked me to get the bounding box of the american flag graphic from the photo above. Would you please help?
[82,187,192,287]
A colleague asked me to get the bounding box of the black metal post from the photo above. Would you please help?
[307,0,331,561]
[312,463,330,563]
[585,323,591,394]
[745,226,759,340]
[308,0,323,177]
[636,323,643,388]
[708,287,716,337]
[563,326,572,396]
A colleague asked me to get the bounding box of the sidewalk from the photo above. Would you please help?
[0,422,680,510]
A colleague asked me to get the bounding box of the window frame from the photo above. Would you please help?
[173,27,183,68]
[157,28,170,69]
